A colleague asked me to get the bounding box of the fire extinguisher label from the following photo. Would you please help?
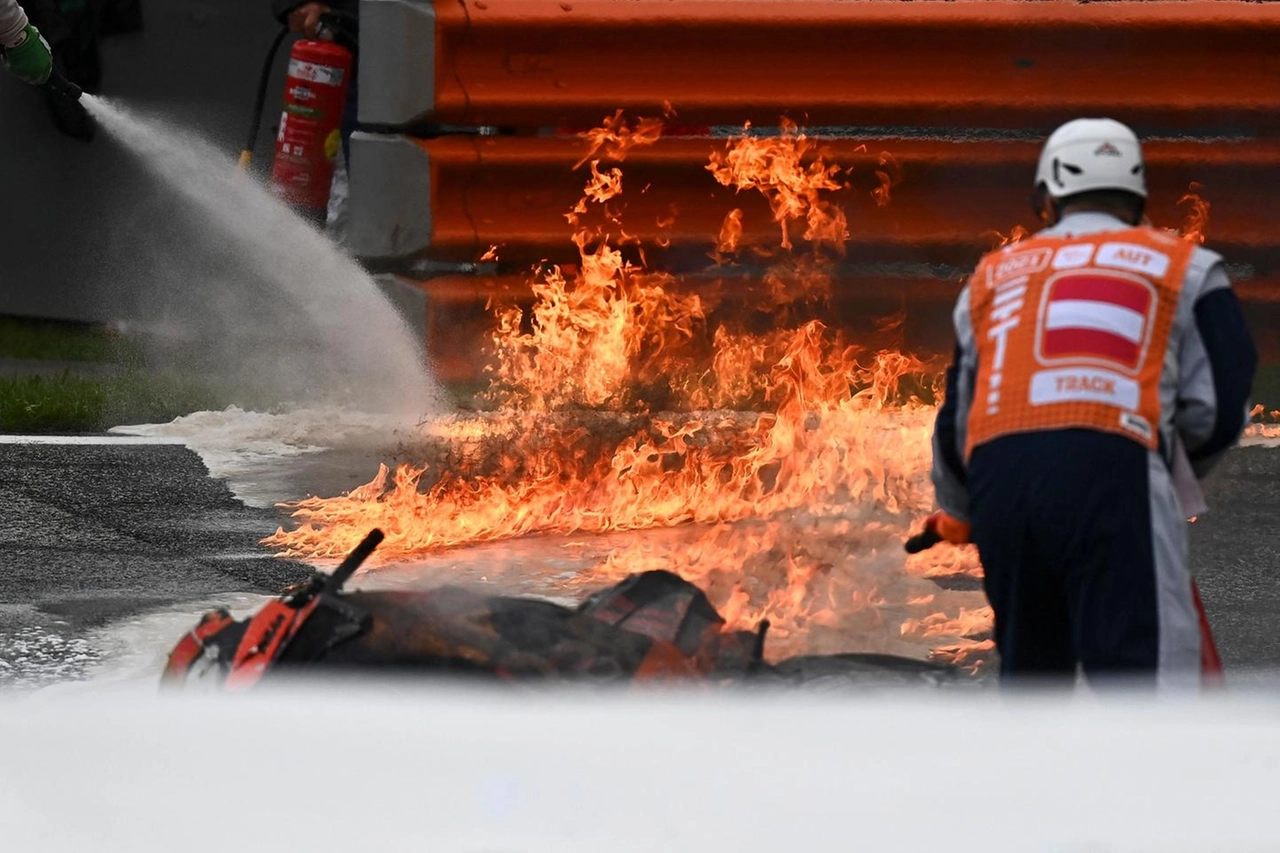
[287,59,346,87]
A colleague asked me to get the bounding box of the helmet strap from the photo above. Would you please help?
[1031,185,1058,226]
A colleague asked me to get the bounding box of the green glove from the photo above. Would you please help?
[2,24,53,85]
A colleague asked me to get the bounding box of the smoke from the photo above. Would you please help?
[81,95,447,419]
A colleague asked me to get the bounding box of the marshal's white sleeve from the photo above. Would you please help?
[930,283,977,522]
[1170,246,1257,478]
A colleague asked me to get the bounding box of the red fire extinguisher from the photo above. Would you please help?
[267,30,353,221]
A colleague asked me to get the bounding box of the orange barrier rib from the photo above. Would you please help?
[350,134,1280,271]
[410,271,1280,383]
[416,272,956,382]
[360,0,1280,132]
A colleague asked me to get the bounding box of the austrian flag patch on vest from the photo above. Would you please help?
[1039,272,1154,370]
[965,228,1193,456]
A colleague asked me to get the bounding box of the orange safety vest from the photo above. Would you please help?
[965,227,1194,459]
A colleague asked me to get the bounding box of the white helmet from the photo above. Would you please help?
[1034,118,1146,200]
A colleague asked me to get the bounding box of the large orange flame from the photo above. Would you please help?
[264,114,990,665]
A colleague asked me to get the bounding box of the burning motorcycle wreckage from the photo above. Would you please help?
[163,530,971,689]
[163,115,1018,689]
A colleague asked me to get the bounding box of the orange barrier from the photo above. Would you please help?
[348,1,1280,377]
[361,0,1280,132]
[412,272,1280,383]
[365,134,1280,270]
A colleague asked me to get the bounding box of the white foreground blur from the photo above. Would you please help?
[2,685,1278,851]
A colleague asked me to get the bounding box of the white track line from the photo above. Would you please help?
[0,435,187,446]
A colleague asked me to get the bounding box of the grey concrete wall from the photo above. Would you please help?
[0,0,294,323]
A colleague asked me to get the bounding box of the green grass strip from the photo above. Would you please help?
[0,316,141,364]
[0,372,229,434]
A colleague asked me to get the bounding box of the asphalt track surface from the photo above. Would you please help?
[0,442,310,687]
[0,441,1277,689]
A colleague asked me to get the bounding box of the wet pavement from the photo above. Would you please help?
[0,434,1276,690]
[0,440,309,688]
[1188,446,1280,680]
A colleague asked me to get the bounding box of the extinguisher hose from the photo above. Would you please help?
[239,26,291,170]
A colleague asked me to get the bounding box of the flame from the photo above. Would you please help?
[705,122,855,311]
[875,309,907,334]
[271,327,942,556]
[906,543,983,584]
[984,225,1030,249]
[574,109,665,169]
[265,114,994,667]
[1246,423,1280,440]
[900,606,993,642]
[575,519,894,650]
[689,326,770,409]
[660,206,680,233]
[713,208,745,261]
[872,151,900,208]
[479,244,500,262]
[1245,403,1280,441]
[655,204,678,248]
[1178,182,1210,244]
[929,639,997,675]
[582,161,625,204]
[706,119,848,253]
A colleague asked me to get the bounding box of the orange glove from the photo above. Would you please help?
[929,511,971,544]
[904,511,971,553]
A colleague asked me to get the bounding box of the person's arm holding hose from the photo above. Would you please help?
[0,0,52,84]
[273,1,359,36]
[275,1,330,37]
